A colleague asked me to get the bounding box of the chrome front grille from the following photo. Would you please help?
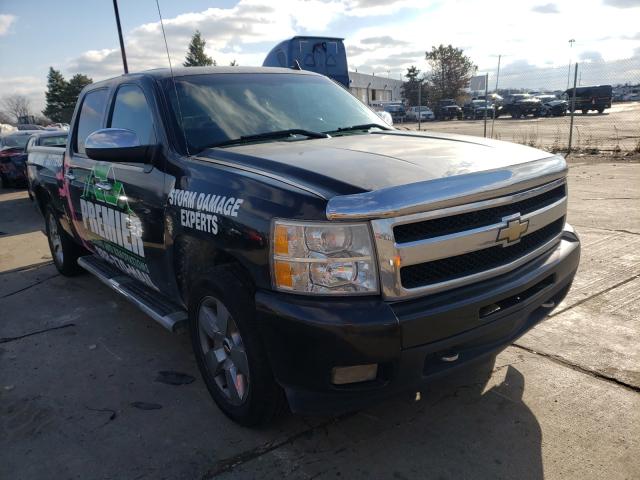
[370,178,567,300]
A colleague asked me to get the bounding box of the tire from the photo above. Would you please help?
[597,107,604,114]
[45,204,83,276]
[188,264,285,426]
[582,109,588,115]
[0,174,6,189]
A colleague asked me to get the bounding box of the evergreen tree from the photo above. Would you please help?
[183,31,215,67]
[401,65,428,106]
[62,74,93,122]
[43,67,68,123]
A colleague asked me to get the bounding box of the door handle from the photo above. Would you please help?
[64,172,75,181]
[95,181,112,191]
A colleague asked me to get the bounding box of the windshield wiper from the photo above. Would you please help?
[207,129,329,149]
[327,123,392,134]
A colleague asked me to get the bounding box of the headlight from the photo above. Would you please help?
[271,220,378,295]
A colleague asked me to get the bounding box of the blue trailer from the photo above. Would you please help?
[263,36,349,88]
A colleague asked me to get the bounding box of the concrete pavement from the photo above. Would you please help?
[1,158,638,479]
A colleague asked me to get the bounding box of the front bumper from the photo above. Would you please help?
[256,227,580,415]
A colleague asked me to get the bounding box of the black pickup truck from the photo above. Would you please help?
[27,66,580,426]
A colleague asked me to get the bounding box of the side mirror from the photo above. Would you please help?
[85,128,152,163]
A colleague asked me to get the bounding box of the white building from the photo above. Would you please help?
[348,71,403,104]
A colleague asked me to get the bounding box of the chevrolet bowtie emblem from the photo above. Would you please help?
[497,216,529,245]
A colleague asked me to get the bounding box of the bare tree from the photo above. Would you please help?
[1,94,32,123]
[0,110,13,125]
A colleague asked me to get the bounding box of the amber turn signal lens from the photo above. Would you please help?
[273,260,293,288]
[274,224,289,255]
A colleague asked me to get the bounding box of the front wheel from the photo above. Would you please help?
[189,265,285,426]
[45,205,83,276]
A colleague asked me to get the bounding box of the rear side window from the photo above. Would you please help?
[109,85,156,144]
[41,135,67,147]
[75,89,108,155]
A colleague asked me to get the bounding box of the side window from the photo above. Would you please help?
[75,89,108,155]
[41,135,67,147]
[109,85,156,145]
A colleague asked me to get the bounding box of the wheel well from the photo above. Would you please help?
[173,235,253,307]
[33,186,51,216]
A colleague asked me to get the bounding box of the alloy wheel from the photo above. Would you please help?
[198,296,250,405]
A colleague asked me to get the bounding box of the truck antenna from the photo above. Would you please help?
[155,0,190,156]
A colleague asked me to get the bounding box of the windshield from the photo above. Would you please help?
[1,135,30,149]
[164,73,386,153]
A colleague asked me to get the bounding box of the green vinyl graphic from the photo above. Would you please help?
[79,163,157,290]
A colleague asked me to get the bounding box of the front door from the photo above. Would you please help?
[65,83,170,292]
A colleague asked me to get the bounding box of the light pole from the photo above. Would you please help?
[566,39,575,90]
[113,0,128,74]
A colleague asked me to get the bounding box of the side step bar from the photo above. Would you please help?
[78,255,188,332]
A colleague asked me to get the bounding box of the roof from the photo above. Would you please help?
[90,66,317,87]
[1,130,42,137]
[289,35,344,41]
[29,130,68,139]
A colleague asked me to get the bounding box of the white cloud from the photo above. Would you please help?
[603,0,640,7]
[7,0,640,112]
[0,76,46,114]
[531,3,560,13]
[344,0,640,84]
[0,14,16,36]
[67,0,352,79]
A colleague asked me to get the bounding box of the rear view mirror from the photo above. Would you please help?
[85,128,152,163]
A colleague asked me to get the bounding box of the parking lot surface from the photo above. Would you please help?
[1,157,639,479]
[401,102,640,152]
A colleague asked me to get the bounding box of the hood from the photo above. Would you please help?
[198,130,556,198]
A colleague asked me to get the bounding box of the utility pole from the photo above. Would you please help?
[418,80,422,131]
[483,73,489,138]
[491,54,501,138]
[113,0,128,74]
[567,63,579,155]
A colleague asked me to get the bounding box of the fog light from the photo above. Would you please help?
[331,364,378,385]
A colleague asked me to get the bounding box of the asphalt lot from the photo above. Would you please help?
[1,156,639,479]
[400,101,640,152]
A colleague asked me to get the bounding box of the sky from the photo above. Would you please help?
[1,0,639,114]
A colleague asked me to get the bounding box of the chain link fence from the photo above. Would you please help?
[400,56,640,155]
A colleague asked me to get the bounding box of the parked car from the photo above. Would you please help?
[435,99,463,120]
[537,95,567,117]
[29,66,579,426]
[382,102,406,122]
[16,124,45,131]
[46,123,70,131]
[0,130,40,188]
[26,130,68,150]
[406,106,435,121]
[374,110,393,125]
[565,85,612,114]
[463,99,495,120]
[499,94,542,118]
